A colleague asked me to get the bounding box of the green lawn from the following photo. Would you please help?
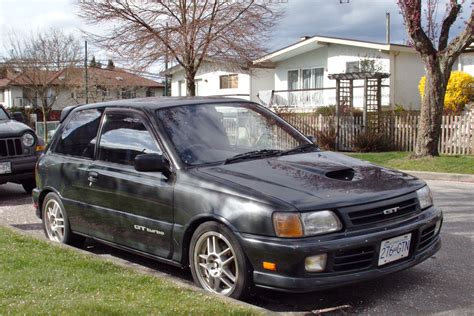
[0,227,259,315]
[346,152,474,174]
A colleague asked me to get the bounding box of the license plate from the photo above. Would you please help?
[0,162,11,174]
[378,233,411,266]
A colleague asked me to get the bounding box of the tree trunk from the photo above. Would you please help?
[414,55,447,157]
[185,70,196,96]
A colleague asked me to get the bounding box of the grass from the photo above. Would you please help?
[346,151,474,174]
[0,226,259,316]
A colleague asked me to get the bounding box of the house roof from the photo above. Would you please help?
[59,67,164,88]
[1,67,163,88]
[254,35,416,64]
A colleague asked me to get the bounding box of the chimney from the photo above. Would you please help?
[386,12,391,44]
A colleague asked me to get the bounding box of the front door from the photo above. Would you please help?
[84,109,174,258]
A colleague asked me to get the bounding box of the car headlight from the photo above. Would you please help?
[273,211,342,238]
[416,186,433,210]
[21,132,35,147]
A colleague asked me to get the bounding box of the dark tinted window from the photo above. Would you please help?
[98,111,161,166]
[0,107,9,120]
[54,109,102,159]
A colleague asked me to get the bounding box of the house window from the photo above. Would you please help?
[346,61,360,73]
[287,70,299,90]
[302,68,324,89]
[120,89,136,99]
[0,89,4,103]
[219,74,238,89]
[146,88,155,97]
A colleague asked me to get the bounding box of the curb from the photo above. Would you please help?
[2,224,270,315]
[401,170,474,183]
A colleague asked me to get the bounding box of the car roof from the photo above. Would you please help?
[73,96,253,112]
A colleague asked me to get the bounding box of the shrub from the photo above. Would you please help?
[419,71,474,113]
[315,125,336,150]
[314,105,335,116]
[352,130,392,152]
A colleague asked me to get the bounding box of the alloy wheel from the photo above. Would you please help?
[44,199,65,242]
[193,231,238,296]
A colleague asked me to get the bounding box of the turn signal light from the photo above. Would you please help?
[36,145,45,152]
[263,261,277,271]
[273,213,303,237]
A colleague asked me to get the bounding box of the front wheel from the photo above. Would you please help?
[189,222,253,299]
[42,192,84,247]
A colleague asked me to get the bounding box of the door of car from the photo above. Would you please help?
[82,108,174,258]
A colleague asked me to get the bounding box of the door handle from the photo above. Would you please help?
[87,171,99,183]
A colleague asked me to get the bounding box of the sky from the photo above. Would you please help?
[0,0,471,73]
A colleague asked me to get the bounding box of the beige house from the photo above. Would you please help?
[0,66,164,110]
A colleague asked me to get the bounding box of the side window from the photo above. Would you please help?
[98,111,161,166]
[54,109,102,159]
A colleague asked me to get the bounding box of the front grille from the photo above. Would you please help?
[332,246,375,272]
[348,198,419,226]
[418,224,437,251]
[0,138,23,157]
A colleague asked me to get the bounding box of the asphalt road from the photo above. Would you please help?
[0,180,473,315]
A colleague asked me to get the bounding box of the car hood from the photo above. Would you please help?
[0,120,33,137]
[194,151,425,210]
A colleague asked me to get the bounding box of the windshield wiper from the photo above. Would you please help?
[224,149,282,164]
[277,143,318,157]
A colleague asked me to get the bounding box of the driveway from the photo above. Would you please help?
[1,180,473,314]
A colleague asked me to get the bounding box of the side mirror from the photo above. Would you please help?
[12,112,25,123]
[134,153,171,177]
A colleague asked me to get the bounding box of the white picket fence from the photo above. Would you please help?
[278,109,474,154]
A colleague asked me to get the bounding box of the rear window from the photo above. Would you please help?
[53,109,102,159]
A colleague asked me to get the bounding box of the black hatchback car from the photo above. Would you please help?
[33,98,442,299]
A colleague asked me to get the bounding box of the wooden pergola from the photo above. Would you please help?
[328,72,390,150]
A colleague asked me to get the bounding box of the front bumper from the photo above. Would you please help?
[0,155,36,184]
[238,206,442,292]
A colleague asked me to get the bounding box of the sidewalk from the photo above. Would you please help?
[401,170,474,183]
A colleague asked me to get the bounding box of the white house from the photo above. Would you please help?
[163,61,274,103]
[164,37,474,110]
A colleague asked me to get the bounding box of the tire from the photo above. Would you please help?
[41,192,85,247]
[189,221,253,299]
[21,179,36,193]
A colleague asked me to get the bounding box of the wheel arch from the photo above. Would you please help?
[37,187,61,218]
[180,214,239,267]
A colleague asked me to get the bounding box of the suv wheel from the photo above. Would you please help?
[21,179,36,193]
[189,222,253,299]
[42,192,84,246]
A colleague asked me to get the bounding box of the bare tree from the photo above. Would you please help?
[397,0,473,157]
[78,0,282,96]
[6,29,82,141]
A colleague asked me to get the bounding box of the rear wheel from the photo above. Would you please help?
[189,222,253,299]
[42,192,85,247]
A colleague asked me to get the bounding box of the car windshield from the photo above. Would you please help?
[0,108,9,121]
[156,103,312,166]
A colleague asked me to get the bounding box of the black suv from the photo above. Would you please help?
[0,106,42,192]
[33,98,442,299]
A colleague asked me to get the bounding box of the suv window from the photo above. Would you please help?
[0,107,9,121]
[98,111,161,166]
[54,109,102,159]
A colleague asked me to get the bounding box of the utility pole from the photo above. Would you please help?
[386,12,391,44]
[84,40,89,104]
[164,23,169,97]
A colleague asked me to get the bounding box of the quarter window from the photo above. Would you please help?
[98,111,161,166]
[54,109,102,159]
